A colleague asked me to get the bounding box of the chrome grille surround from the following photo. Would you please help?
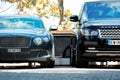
[0,36,31,48]
[99,29,120,39]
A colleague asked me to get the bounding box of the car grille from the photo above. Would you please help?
[0,50,48,59]
[15,50,48,59]
[99,29,120,39]
[0,36,31,47]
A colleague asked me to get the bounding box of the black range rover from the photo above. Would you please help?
[70,1,120,67]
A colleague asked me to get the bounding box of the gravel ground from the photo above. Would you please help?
[0,66,120,80]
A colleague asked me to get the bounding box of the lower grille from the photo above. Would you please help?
[0,50,48,59]
[14,50,48,59]
[0,36,30,47]
[99,29,120,39]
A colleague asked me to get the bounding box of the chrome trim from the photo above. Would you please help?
[88,47,96,50]
[97,54,120,56]
[86,50,120,53]
[53,35,74,37]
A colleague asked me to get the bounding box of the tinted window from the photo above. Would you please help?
[0,17,45,29]
[85,2,120,20]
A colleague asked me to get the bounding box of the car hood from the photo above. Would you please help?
[84,19,120,28]
[0,29,49,37]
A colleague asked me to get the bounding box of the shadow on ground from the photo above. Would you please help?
[0,65,120,69]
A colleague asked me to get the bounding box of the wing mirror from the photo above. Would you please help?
[49,25,58,31]
[70,15,79,22]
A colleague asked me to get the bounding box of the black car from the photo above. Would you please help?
[0,15,55,68]
[70,1,120,67]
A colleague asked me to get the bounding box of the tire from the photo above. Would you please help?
[76,45,89,68]
[70,49,76,67]
[40,60,55,68]
[40,43,55,68]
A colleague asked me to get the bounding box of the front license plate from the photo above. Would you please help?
[108,40,120,45]
[8,49,21,53]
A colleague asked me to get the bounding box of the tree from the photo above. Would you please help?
[6,0,60,17]
[6,0,72,29]
[0,0,15,14]
[58,0,63,25]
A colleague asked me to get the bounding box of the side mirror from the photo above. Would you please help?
[49,25,58,31]
[70,15,79,22]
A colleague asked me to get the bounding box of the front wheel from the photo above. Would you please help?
[76,45,89,68]
[76,58,89,68]
[70,49,76,67]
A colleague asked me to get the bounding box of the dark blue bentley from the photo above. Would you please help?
[0,15,55,68]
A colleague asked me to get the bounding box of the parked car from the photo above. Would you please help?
[70,1,120,67]
[0,15,55,68]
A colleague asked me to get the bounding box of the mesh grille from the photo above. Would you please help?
[0,36,30,48]
[0,50,48,59]
[99,29,120,39]
[15,50,48,59]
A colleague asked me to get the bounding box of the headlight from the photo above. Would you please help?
[91,30,98,36]
[43,37,49,42]
[84,29,90,36]
[33,37,42,45]
[82,29,98,36]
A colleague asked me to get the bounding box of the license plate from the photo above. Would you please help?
[108,40,120,45]
[8,49,21,53]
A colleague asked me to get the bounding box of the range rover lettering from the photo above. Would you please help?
[70,1,120,67]
[0,15,55,68]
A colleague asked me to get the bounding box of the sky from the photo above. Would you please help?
[0,0,92,15]
[1,0,108,15]
[0,1,17,15]
[64,0,101,15]
[64,0,85,15]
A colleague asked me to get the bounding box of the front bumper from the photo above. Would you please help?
[0,48,52,63]
[81,39,120,61]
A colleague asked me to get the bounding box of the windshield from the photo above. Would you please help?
[0,17,45,29]
[85,1,120,20]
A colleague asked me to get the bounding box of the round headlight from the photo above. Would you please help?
[33,37,42,45]
[84,29,90,36]
[91,30,98,36]
[43,37,49,42]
